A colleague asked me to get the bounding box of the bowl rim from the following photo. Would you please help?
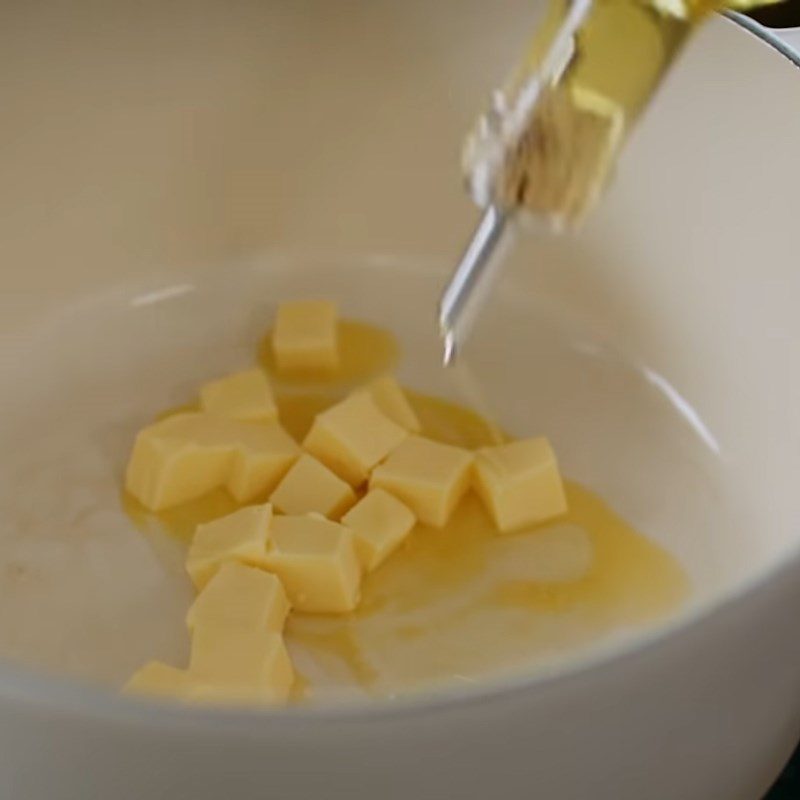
[0,12,798,732]
[726,8,800,65]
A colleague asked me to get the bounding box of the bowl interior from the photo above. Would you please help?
[0,251,777,689]
[0,1,798,698]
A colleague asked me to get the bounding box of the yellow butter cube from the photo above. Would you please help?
[187,561,289,632]
[370,436,473,527]
[367,375,421,433]
[270,454,356,519]
[126,421,231,512]
[189,628,294,703]
[272,300,339,372]
[189,681,294,707]
[341,488,416,571]
[263,515,361,613]
[226,423,301,503]
[125,413,299,511]
[473,437,568,532]
[124,661,196,700]
[124,660,291,706]
[199,368,277,423]
[186,504,272,589]
[303,391,408,485]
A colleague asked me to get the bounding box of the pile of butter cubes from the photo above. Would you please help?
[124,301,568,705]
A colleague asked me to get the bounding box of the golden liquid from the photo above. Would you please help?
[475,0,775,222]
[497,0,700,221]
[125,320,689,700]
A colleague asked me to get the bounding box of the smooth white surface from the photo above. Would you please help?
[0,2,798,798]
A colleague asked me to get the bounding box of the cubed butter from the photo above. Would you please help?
[341,488,416,571]
[199,368,277,423]
[189,681,294,707]
[303,391,408,485]
[125,413,299,511]
[189,628,294,703]
[126,420,231,513]
[370,436,473,527]
[272,300,338,372]
[473,437,567,531]
[124,660,289,706]
[187,561,289,632]
[186,504,272,589]
[270,454,356,518]
[226,423,302,503]
[263,515,361,613]
[367,375,421,433]
[124,661,195,699]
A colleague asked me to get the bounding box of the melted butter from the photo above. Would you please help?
[273,392,337,443]
[405,390,501,449]
[124,488,239,544]
[124,318,689,699]
[287,404,688,697]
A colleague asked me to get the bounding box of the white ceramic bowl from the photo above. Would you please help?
[0,3,798,798]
